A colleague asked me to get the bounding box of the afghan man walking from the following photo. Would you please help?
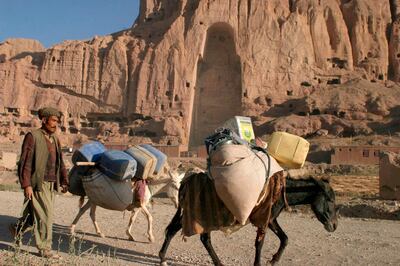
[10,107,69,259]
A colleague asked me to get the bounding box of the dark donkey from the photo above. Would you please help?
[159,175,338,266]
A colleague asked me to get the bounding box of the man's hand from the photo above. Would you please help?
[24,186,33,200]
[61,185,68,193]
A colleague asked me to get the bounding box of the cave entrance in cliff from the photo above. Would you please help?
[189,22,242,148]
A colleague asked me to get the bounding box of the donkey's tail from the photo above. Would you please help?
[78,196,85,208]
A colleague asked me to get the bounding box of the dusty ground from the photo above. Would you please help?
[1,140,400,265]
[0,188,399,266]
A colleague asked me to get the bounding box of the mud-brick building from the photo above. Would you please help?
[331,146,400,165]
[379,152,400,200]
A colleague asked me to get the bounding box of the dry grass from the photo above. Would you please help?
[330,175,379,196]
[1,237,118,266]
[0,183,21,192]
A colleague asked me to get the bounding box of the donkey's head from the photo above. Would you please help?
[165,168,185,208]
[310,178,338,232]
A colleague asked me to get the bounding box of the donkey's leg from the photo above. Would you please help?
[200,233,224,266]
[171,196,179,209]
[70,200,92,235]
[268,219,288,264]
[89,205,105,238]
[166,186,179,208]
[141,205,155,242]
[126,207,141,241]
[254,227,267,266]
[159,207,182,266]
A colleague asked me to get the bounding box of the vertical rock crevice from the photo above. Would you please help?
[390,0,400,21]
[247,0,252,27]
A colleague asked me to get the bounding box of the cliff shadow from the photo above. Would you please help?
[261,98,307,118]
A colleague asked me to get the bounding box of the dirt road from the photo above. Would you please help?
[0,191,399,265]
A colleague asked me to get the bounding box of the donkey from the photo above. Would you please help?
[159,175,338,266]
[254,176,338,265]
[70,168,184,242]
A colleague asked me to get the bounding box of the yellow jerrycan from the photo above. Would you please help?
[266,131,310,169]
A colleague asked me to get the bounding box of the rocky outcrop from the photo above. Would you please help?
[2,0,400,146]
[341,0,391,81]
[389,16,400,81]
[0,38,44,62]
[39,36,128,109]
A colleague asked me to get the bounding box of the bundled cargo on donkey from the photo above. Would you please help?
[69,141,106,196]
[266,131,309,169]
[82,169,133,211]
[97,150,137,181]
[139,144,167,175]
[207,129,283,225]
[68,166,88,196]
[222,116,255,143]
[124,145,156,179]
[72,141,106,165]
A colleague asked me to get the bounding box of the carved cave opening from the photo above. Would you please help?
[189,23,242,147]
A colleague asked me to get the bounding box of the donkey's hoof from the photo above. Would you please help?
[269,259,277,265]
[98,232,105,238]
[160,261,168,266]
[126,230,135,241]
[149,235,155,243]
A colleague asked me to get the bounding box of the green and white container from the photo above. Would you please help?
[223,116,255,143]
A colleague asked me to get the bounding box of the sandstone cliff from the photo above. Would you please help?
[1,0,400,147]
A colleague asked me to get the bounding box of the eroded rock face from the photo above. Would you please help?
[341,0,391,81]
[39,36,128,109]
[1,0,400,146]
[389,16,400,81]
[0,38,44,62]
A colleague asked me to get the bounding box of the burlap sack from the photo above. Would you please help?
[209,144,282,225]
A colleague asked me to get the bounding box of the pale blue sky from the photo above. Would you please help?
[0,0,140,47]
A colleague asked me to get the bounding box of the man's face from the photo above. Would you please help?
[42,115,59,134]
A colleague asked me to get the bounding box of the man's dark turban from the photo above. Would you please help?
[38,107,61,119]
